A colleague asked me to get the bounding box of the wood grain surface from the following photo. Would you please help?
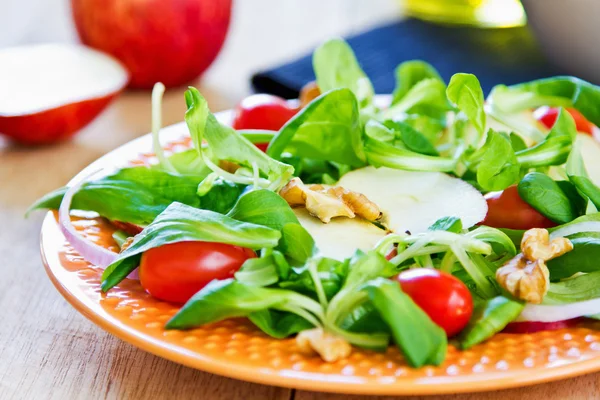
[1,1,599,399]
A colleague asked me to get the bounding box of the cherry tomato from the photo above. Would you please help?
[535,106,595,135]
[139,241,256,304]
[231,94,298,132]
[254,142,270,152]
[395,269,473,337]
[481,185,556,230]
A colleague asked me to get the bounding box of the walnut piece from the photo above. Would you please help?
[120,236,135,253]
[299,81,321,107]
[296,328,352,362]
[496,228,573,304]
[521,228,573,261]
[496,254,549,304]
[279,178,381,223]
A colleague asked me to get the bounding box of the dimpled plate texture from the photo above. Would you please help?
[40,116,600,395]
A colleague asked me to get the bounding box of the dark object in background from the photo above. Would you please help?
[252,18,561,98]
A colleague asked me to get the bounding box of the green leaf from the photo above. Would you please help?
[166,278,322,330]
[196,177,244,214]
[29,167,210,225]
[518,172,582,224]
[544,270,600,304]
[475,130,520,191]
[515,108,577,168]
[459,296,524,349]
[279,257,348,300]
[248,310,314,339]
[490,76,600,127]
[227,189,314,262]
[101,202,281,291]
[392,60,443,104]
[388,121,439,156]
[364,135,457,172]
[267,88,366,167]
[383,78,450,120]
[509,132,527,152]
[447,73,486,135]
[362,278,448,367]
[185,87,294,189]
[338,302,390,334]
[312,38,374,107]
[569,175,600,210]
[547,234,600,280]
[428,216,463,233]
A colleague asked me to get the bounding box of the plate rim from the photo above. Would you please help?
[38,112,600,395]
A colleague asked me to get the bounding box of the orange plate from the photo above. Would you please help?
[40,115,600,396]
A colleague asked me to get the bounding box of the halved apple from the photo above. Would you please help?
[0,44,129,145]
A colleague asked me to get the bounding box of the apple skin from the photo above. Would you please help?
[0,93,120,145]
[71,0,232,89]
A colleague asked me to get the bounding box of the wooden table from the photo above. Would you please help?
[1,1,599,398]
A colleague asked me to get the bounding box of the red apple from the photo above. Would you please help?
[71,0,232,89]
[0,44,128,145]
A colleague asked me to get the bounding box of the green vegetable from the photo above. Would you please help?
[279,257,348,300]
[391,60,443,105]
[234,255,280,287]
[248,310,314,339]
[267,88,366,167]
[365,135,457,172]
[515,108,577,168]
[185,87,294,190]
[362,278,447,367]
[166,279,323,330]
[383,78,450,120]
[29,167,211,225]
[428,216,463,233]
[473,130,520,191]
[338,302,389,334]
[490,76,600,127]
[544,271,600,304]
[386,120,440,156]
[459,296,524,349]
[569,176,600,210]
[312,38,374,108]
[509,132,527,152]
[227,189,315,263]
[547,235,600,280]
[101,202,281,291]
[447,73,486,135]
[518,172,583,224]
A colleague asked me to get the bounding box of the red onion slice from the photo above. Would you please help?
[58,172,118,268]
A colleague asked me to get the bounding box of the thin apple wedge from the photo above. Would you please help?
[0,44,129,145]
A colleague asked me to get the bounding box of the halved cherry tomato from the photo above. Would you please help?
[139,241,256,304]
[232,94,298,132]
[395,269,473,337]
[481,185,556,230]
[535,106,594,135]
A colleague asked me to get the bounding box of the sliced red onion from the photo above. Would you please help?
[517,298,600,322]
[59,174,118,268]
[503,318,581,333]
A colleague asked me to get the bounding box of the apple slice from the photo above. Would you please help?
[293,208,387,261]
[0,44,129,145]
[337,167,488,234]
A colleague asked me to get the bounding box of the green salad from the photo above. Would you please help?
[32,38,600,367]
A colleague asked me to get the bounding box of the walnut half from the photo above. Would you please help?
[279,178,381,223]
[296,328,352,362]
[496,228,573,304]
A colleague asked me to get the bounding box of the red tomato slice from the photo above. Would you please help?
[254,142,270,152]
[502,318,581,334]
[395,269,473,337]
[232,94,298,132]
[481,185,556,230]
[139,241,255,303]
[535,106,595,135]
